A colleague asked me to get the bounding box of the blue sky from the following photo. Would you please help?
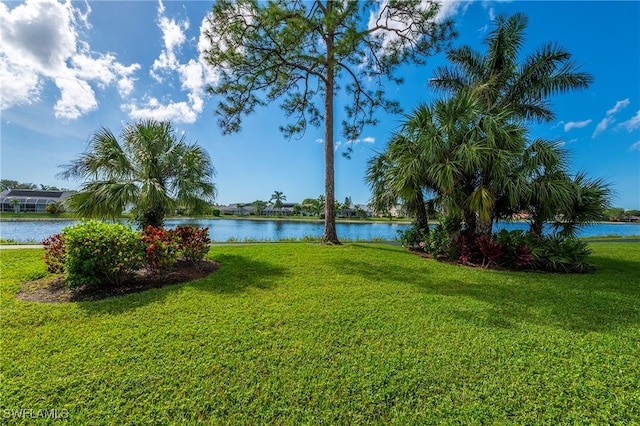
[1,0,639,209]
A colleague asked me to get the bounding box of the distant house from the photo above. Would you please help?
[0,189,73,213]
[215,202,373,218]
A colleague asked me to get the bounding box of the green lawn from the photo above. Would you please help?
[1,243,639,424]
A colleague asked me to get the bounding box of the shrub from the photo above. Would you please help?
[423,225,451,258]
[456,232,480,265]
[397,225,427,248]
[45,203,64,214]
[530,235,594,273]
[494,229,533,269]
[63,221,144,288]
[141,226,180,273]
[513,244,534,268]
[211,208,221,217]
[42,233,66,274]
[174,225,211,267]
[477,235,504,269]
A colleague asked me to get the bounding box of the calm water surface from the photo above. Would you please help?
[1,218,640,243]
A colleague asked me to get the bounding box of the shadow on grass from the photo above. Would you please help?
[333,245,640,334]
[77,254,286,315]
[190,254,287,294]
[424,255,640,333]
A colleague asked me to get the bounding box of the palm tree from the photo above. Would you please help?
[553,172,612,238]
[426,12,593,235]
[369,92,529,237]
[58,119,216,229]
[430,12,593,123]
[367,132,431,232]
[365,150,399,221]
[270,191,286,216]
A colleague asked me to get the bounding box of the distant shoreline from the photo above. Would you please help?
[2,214,639,226]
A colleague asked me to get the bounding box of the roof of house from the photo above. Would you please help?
[0,189,73,201]
[4,189,65,198]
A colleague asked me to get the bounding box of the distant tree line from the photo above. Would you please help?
[603,208,640,222]
[0,180,71,192]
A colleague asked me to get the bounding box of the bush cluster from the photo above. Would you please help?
[42,233,66,274]
[141,226,179,273]
[173,225,212,267]
[41,221,212,288]
[406,225,594,273]
[62,221,144,287]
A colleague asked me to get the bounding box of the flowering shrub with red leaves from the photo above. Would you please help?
[456,233,480,265]
[477,235,504,269]
[141,226,179,273]
[514,244,533,268]
[42,233,66,274]
[174,225,211,267]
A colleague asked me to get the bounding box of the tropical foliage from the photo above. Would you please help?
[173,225,211,268]
[141,226,180,274]
[430,12,593,123]
[367,12,610,244]
[58,119,216,229]
[366,12,611,272]
[270,191,287,216]
[42,222,212,287]
[62,221,144,288]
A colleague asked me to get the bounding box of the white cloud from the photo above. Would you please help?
[150,0,189,82]
[557,138,578,148]
[563,119,591,132]
[593,98,633,138]
[618,110,640,132]
[551,120,565,130]
[123,97,198,124]
[435,0,473,21]
[368,0,469,55]
[606,98,630,116]
[0,0,139,119]
[630,141,640,152]
[332,136,375,152]
[53,75,97,120]
[124,1,219,124]
[593,116,613,138]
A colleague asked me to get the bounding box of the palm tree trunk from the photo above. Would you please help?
[529,214,544,237]
[414,190,430,234]
[464,211,477,237]
[322,7,339,245]
[476,217,493,237]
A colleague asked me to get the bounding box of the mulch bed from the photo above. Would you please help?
[408,247,532,272]
[17,259,219,304]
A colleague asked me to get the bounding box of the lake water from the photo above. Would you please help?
[1,218,640,243]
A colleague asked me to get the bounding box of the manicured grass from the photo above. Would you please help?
[1,243,639,424]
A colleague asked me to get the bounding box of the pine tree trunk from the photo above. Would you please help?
[322,3,339,245]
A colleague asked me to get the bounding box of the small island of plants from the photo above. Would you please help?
[19,221,218,303]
